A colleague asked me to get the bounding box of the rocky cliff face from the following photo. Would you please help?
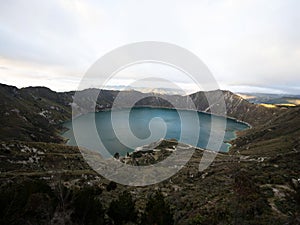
[0,83,282,143]
[190,90,281,126]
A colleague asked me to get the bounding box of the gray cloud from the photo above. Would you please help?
[0,0,299,94]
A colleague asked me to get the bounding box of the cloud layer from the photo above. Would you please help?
[0,0,299,93]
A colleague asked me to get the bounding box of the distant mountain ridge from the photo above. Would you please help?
[0,83,281,143]
[237,92,300,105]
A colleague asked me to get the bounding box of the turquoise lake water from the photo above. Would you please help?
[62,107,249,156]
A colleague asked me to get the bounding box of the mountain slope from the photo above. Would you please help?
[0,83,299,224]
[0,84,71,142]
[231,105,300,157]
[190,90,281,126]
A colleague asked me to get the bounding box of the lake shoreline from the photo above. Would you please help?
[60,106,250,155]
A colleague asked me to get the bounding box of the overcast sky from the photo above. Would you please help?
[0,0,299,94]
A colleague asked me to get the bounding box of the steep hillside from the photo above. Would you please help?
[190,90,281,126]
[226,106,300,223]
[231,105,300,157]
[0,84,72,142]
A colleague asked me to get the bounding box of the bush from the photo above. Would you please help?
[108,191,137,224]
[141,191,174,225]
[233,170,270,222]
[0,179,57,225]
[106,181,117,191]
[71,186,105,225]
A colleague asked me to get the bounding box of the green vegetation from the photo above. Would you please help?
[106,181,117,191]
[71,186,105,225]
[0,179,57,225]
[141,191,174,225]
[108,191,137,224]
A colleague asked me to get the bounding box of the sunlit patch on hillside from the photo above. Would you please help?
[260,104,277,108]
[275,103,296,107]
[237,94,256,100]
[287,99,300,105]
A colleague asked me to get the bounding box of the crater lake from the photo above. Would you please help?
[62,107,249,157]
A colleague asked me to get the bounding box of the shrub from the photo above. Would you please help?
[0,179,57,225]
[141,191,174,225]
[108,191,137,224]
[106,181,117,191]
[71,186,105,225]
